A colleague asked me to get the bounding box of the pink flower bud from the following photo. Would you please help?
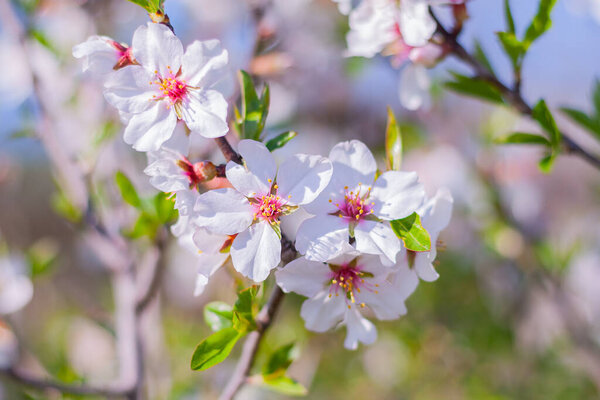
[408,43,444,68]
[109,40,137,70]
[193,161,217,182]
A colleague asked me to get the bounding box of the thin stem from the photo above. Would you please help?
[215,137,243,164]
[219,286,285,400]
[431,9,600,171]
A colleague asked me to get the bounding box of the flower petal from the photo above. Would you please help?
[123,101,177,152]
[181,39,232,95]
[194,188,254,235]
[72,36,118,74]
[275,257,330,298]
[399,63,431,111]
[276,154,333,205]
[300,291,346,332]
[413,252,439,281]
[194,253,229,296]
[399,0,436,47]
[103,66,155,114]
[230,222,281,282]
[354,220,401,264]
[343,308,377,350]
[420,187,453,234]
[179,89,229,138]
[132,23,183,74]
[295,215,350,261]
[226,140,276,197]
[329,140,377,185]
[371,170,425,220]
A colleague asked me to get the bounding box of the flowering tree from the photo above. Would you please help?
[2,0,600,399]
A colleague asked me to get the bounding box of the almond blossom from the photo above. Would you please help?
[275,246,418,349]
[0,255,33,315]
[72,36,136,76]
[103,23,231,152]
[193,139,333,282]
[296,140,425,264]
[409,188,453,281]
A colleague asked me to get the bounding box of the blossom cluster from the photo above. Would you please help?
[73,19,452,349]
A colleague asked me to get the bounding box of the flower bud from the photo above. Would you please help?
[193,161,217,182]
[408,43,444,68]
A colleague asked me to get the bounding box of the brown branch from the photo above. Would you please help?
[135,231,168,314]
[430,9,600,171]
[214,137,243,164]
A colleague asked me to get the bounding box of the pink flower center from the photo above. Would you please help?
[253,193,285,223]
[109,41,136,70]
[150,66,189,104]
[328,262,379,309]
[331,184,373,222]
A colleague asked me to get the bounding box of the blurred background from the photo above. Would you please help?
[1,0,600,398]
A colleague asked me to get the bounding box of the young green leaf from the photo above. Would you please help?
[51,188,82,223]
[538,152,556,173]
[266,131,297,152]
[385,107,403,171]
[495,132,551,146]
[115,171,142,209]
[154,192,178,224]
[125,212,159,239]
[232,286,259,333]
[204,302,234,332]
[532,99,561,147]
[190,328,243,371]
[262,343,297,380]
[560,107,600,138]
[524,0,558,45]
[593,80,600,117]
[445,73,504,104]
[496,32,526,69]
[390,212,431,252]
[237,70,270,140]
[473,40,495,75]
[503,0,516,34]
[253,375,308,397]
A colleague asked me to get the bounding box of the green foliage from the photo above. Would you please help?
[124,0,164,13]
[204,302,234,332]
[115,171,142,208]
[496,31,527,70]
[266,131,297,152]
[51,185,82,223]
[445,72,504,104]
[253,375,308,397]
[385,107,403,171]
[495,132,550,146]
[524,0,558,45]
[190,328,243,371]
[233,286,259,333]
[262,343,297,380]
[503,0,516,34]
[390,212,431,252]
[531,100,562,172]
[93,121,119,148]
[473,40,495,75]
[560,81,600,139]
[234,71,270,141]
[26,239,59,278]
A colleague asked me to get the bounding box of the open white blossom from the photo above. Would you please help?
[276,246,418,349]
[104,23,231,151]
[296,140,425,264]
[73,36,136,76]
[193,139,333,282]
[0,255,33,315]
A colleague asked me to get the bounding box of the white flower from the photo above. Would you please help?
[73,36,136,76]
[410,188,453,281]
[296,140,425,264]
[144,149,217,193]
[275,247,418,349]
[193,139,333,282]
[192,229,233,296]
[0,256,33,315]
[104,23,231,152]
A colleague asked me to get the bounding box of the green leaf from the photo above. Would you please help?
[232,286,259,333]
[503,0,516,34]
[385,107,402,171]
[51,187,82,223]
[262,343,297,380]
[593,80,600,118]
[390,212,431,252]
[26,239,59,278]
[532,99,561,147]
[495,132,551,146]
[473,40,495,76]
[266,131,297,152]
[115,171,142,209]
[153,192,178,224]
[93,121,119,148]
[253,375,308,396]
[538,152,556,173]
[29,29,59,56]
[237,71,270,140]
[445,73,504,104]
[560,107,600,138]
[190,328,243,371]
[524,0,558,45]
[496,32,526,69]
[204,302,234,332]
[123,0,162,13]
[125,212,159,239]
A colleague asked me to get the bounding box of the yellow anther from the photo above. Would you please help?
[268,178,272,183]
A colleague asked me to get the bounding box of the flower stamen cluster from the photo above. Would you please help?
[331,183,374,221]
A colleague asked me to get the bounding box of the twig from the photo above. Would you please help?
[214,137,243,164]
[136,231,168,314]
[218,286,285,400]
[430,9,600,171]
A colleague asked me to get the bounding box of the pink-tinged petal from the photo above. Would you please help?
[230,222,281,282]
[72,36,118,74]
[399,0,436,47]
[144,148,189,192]
[194,188,254,235]
[226,140,276,196]
[345,0,397,58]
[123,101,177,152]
[371,170,425,220]
[276,154,332,206]
[343,309,377,350]
[103,66,155,114]
[179,89,229,138]
[275,257,330,298]
[132,23,183,74]
[181,39,232,94]
[295,215,350,262]
[300,291,346,332]
[399,64,431,111]
[354,220,401,264]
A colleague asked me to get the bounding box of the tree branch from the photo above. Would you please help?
[431,9,600,171]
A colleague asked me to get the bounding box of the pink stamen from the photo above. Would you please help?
[150,66,189,105]
[328,260,378,309]
[332,184,373,222]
